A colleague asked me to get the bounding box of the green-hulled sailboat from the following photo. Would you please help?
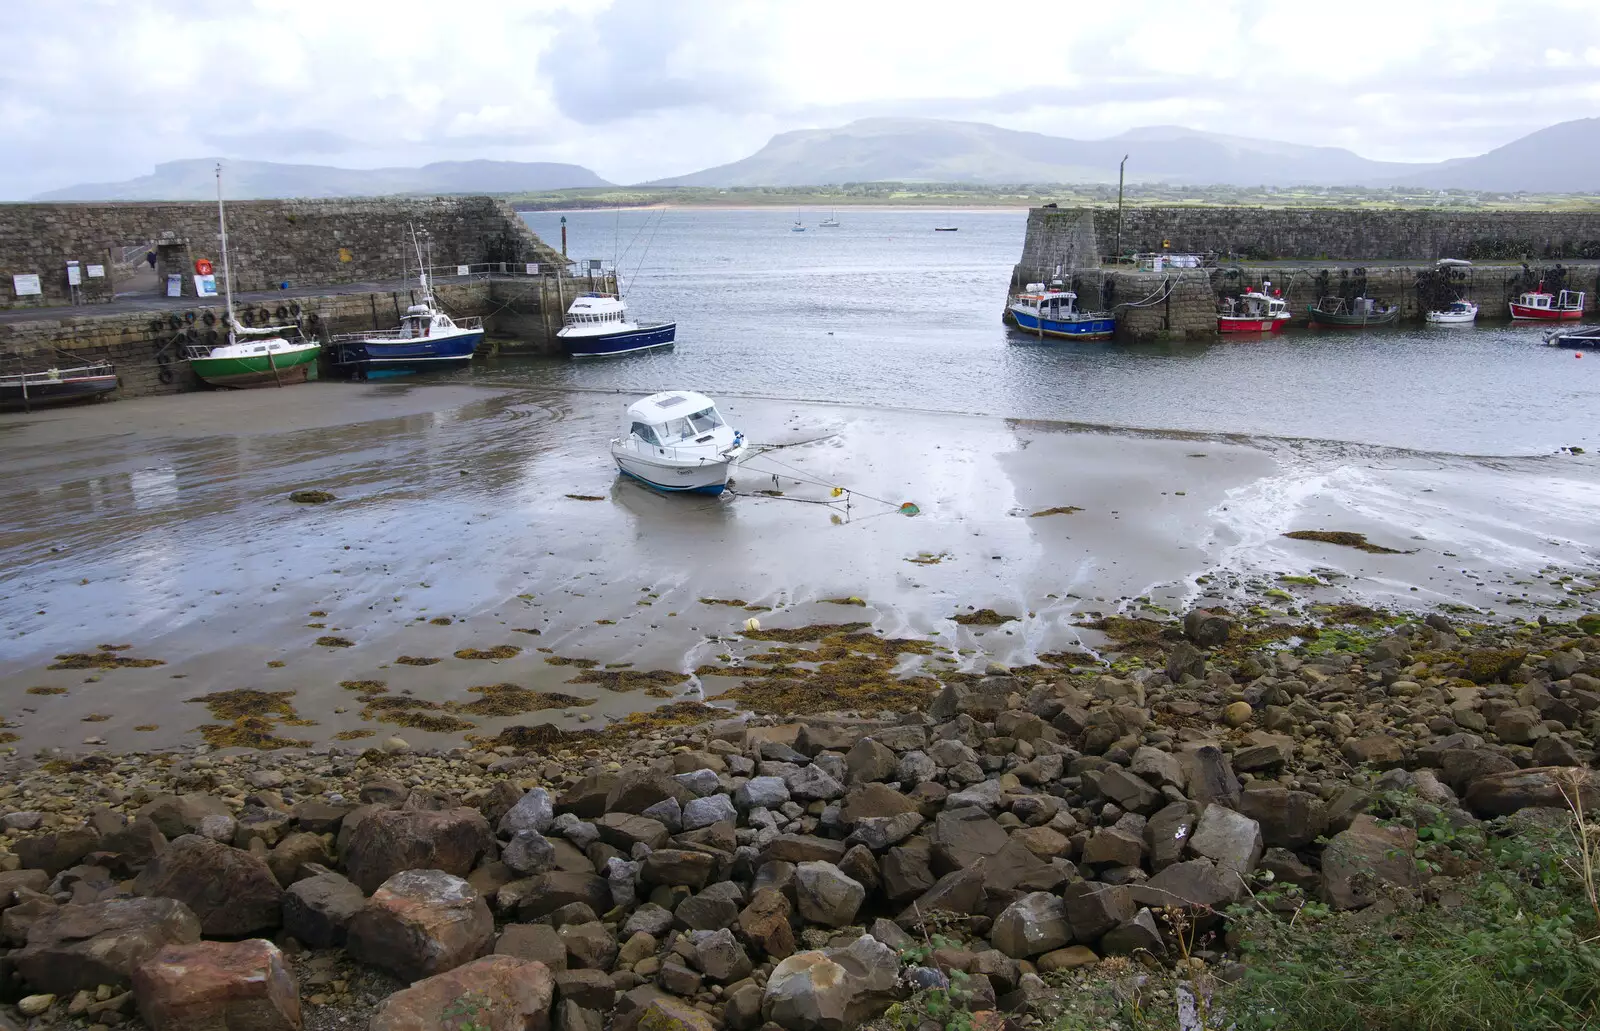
[186,165,320,388]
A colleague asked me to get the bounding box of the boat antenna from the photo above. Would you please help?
[216,162,236,346]
[409,223,433,309]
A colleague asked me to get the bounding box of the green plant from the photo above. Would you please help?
[441,990,490,1031]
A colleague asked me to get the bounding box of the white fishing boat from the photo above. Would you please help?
[557,293,675,358]
[1425,300,1479,325]
[329,225,484,376]
[611,391,746,495]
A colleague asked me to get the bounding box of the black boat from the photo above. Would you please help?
[1544,325,1600,348]
[0,361,118,412]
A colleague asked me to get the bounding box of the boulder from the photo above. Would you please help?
[688,928,753,982]
[1180,746,1240,808]
[559,774,618,819]
[12,897,201,994]
[133,939,299,1031]
[896,865,986,930]
[735,776,791,812]
[515,871,612,920]
[496,922,567,971]
[1144,802,1196,872]
[880,838,937,905]
[1238,785,1328,850]
[1183,608,1233,648]
[637,994,717,1031]
[1100,908,1165,957]
[760,834,847,866]
[1130,858,1240,909]
[674,882,743,931]
[369,955,554,1031]
[1098,767,1162,814]
[839,783,921,826]
[1187,804,1263,875]
[787,765,847,803]
[341,808,494,894]
[990,892,1071,959]
[845,813,923,852]
[1342,735,1405,768]
[282,870,365,949]
[738,888,795,960]
[642,849,716,889]
[793,862,865,928]
[1463,766,1600,818]
[559,920,617,970]
[552,967,615,1010]
[1321,815,1419,909]
[503,829,558,877]
[1166,642,1206,681]
[131,834,282,937]
[267,832,333,887]
[136,794,231,840]
[929,808,1009,874]
[844,739,898,785]
[1061,881,1133,943]
[500,788,556,836]
[596,813,671,851]
[641,798,684,833]
[606,768,690,815]
[15,826,100,877]
[346,869,494,982]
[682,795,737,832]
[762,935,904,1031]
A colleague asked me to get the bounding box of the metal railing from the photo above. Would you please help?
[418,259,617,282]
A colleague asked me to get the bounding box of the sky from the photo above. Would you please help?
[4,0,1600,198]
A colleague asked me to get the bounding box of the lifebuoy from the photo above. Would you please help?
[202,312,216,326]
[194,259,214,276]
[184,311,196,324]
[275,306,288,321]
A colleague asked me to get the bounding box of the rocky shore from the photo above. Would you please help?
[0,601,1597,1030]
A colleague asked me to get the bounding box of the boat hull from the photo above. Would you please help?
[1545,328,1600,348]
[566,322,676,358]
[613,449,733,494]
[0,373,118,411]
[1509,303,1582,321]
[190,345,320,387]
[1217,316,1286,333]
[1425,311,1477,325]
[1010,309,1116,340]
[1307,309,1399,328]
[334,328,483,374]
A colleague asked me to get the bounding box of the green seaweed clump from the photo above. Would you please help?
[48,651,165,670]
[448,682,594,716]
[569,668,689,693]
[340,680,387,693]
[821,597,867,607]
[335,729,375,741]
[742,621,870,643]
[289,489,336,504]
[1283,530,1406,555]
[428,617,453,626]
[1461,648,1529,685]
[315,636,355,648]
[699,598,750,607]
[454,645,521,660]
[544,655,599,669]
[953,609,1018,626]
[26,686,67,695]
[1030,506,1084,517]
[360,695,475,734]
[396,655,441,666]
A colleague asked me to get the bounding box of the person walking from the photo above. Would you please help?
[145,249,156,270]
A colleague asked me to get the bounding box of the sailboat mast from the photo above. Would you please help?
[216,163,236,345]
[409,224,433,309]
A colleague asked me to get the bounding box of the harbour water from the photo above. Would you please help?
[515,207,1597,456]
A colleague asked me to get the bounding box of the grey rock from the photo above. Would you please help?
[11,897,200,994]
[1062,880,1134,943]
[1187,804,1263,875]
[689,927,753,982]
[990,891,1071,958]
[283,870,365,949]
[682,794,737,831]
[674,769,722,798]
[787,765,847,803]
[347,869,494,983]
[640,797,684,834]
[894,751,938,785]
[622,902,674,938]
[845,813,923,852]
[503,829,557,876]
[793,861,865,928]
[735,777,791,811]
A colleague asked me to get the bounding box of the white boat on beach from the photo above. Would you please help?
[1425,300,1479,325]
[611,391,746,495]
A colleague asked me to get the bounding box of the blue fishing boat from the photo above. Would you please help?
[1008,287,1116,340]
[330,226,484,377]
[558,293,676,358]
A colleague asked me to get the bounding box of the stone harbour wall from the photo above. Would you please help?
[0,196,565,310]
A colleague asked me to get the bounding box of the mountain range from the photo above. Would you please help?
[31,116,1600,199]
[32,158,612,201]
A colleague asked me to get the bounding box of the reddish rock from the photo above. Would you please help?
[347,869,494,983]
[131,834,282,937]
[368,955,555,1031]
[133,939,300,1031]
[341,808,494,894]
[738,888,795,960]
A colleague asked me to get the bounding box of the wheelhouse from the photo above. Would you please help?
[565,293,628,326]
[624,391,729,447]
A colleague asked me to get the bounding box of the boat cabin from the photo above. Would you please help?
[1013,289,1086,319]
[625,391,728,448]
[565,293,628,326]
[399,304,457,338]
[1222,291,1289,318]
[1515,288,1584,311]
[1443,300,1476,314]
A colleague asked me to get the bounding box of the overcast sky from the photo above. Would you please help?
[4,0,1600,198]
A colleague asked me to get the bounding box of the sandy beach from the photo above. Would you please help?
[2,381,1596,753]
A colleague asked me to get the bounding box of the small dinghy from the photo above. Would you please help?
[1543,324,1600,348]
[611,391,746,495]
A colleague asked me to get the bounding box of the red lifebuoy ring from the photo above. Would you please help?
[194,259,214,276]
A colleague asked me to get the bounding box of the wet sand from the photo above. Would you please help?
[2,381,1596,752]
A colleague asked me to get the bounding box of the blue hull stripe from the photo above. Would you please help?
[567,323,677,357]
[1012,311,1116,339]
[618,467,726,495]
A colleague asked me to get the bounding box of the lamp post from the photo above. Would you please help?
[1116,154,1129,262]
[560,215,567,258]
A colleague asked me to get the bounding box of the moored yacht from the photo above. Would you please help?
[557,293,676,358]
[611,391,746,494]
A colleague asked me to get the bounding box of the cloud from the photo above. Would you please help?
[1,0,1599,197]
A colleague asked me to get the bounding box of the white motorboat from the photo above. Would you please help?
[610,391,745,495]
[1425,300,1479,325]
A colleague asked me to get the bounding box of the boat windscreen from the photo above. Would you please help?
[687,407,723,433]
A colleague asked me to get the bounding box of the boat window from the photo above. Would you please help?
[631,422,661,445]
[659,417,694,442]
[687,407,723,432]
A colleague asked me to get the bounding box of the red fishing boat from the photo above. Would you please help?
[1217,288,1292,333]
[1509,285,1584,321]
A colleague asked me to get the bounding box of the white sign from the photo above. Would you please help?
[166,274,183,297]
[526,262,539,275]
[12,273,41,296]
[456,264,469,277]
[66,262,82,286]
[193,274,218,297]
[86,264,105,278]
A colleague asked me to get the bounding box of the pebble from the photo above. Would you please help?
[1223,701,1253,727]
[18,994,56,1016]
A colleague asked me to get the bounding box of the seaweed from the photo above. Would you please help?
[471,702,723,751]
[335,729,376,741]
[197,716,309,750]
[717,673,938,716]
[544,655,599,669]
[266,660,286,668]
[952,609,1018,626]
[906,552,948,565]
[448,682,594,716]
[643,686,675,698]
[48,652,165,670]
[511,627,542,635]
[134,724,157,731]
[81,713,110,722]
[396,656,441,666]
[1038,650,1096,667]
[1282,530,1408,555]
[821,597,867,606]
[289,489,336,504]
[339,680,387,693]
[569,668,689,692]
[565,494,605,501]
[315,636,355,648]
[742,622,870,643]
[1461,648,1528,685]
[25,686,67,695]
[309,610,327,617]
[0,733,17,745]
[359,696,475,734]
[699,598,750,607]
[428,617,453,626]
[1030,506,1084,517]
